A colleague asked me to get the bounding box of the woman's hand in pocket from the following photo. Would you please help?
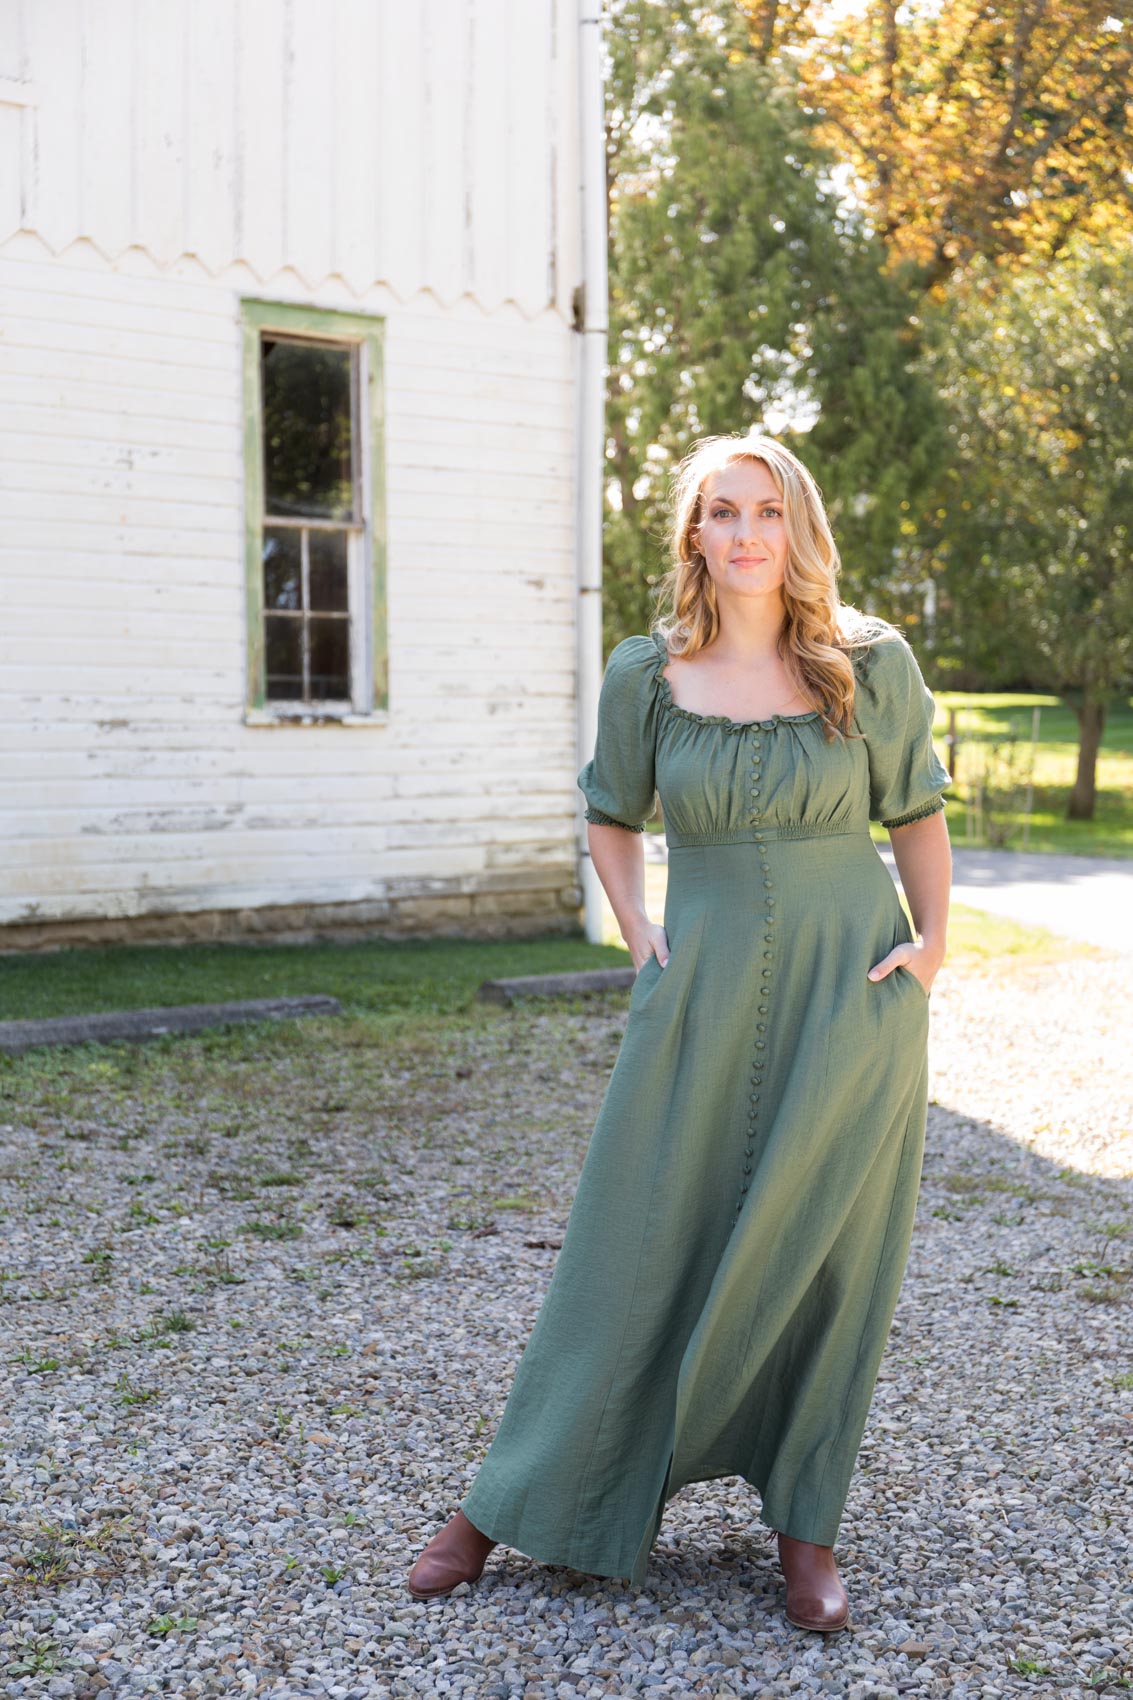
[626,922,670,974]
[867,939,935,997]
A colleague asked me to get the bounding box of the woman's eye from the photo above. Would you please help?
[712,507,781,518]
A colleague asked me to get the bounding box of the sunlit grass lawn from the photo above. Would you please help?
[928,691,1133,858]
[0,934,631,1025]
[0,883,1087,1032]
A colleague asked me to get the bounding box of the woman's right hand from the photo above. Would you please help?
[626,921,670,974]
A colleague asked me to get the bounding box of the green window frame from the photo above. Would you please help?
[240,298,388,719]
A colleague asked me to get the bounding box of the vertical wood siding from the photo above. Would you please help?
[1,0,577,321]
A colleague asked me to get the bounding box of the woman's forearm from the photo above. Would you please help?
[587,822,650,943]
[887,810,952,967]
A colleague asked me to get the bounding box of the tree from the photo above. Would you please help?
[790,0,1133,290]
[602,0,944,646]
[916,238,1133,818]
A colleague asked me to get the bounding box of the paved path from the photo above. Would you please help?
[647,833,1133,957]
[883,844,1133,956]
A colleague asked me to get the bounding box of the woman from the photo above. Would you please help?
[407,432,952,1632]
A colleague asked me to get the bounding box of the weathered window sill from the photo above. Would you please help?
[244,707,390,728]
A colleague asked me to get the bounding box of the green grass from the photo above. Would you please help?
[943,902,1107,969]
[0,900,1093,1032]
[0,932,632,1025]
[930,691,1133,858]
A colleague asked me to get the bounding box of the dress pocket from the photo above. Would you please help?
[629,951,664,1004]
[895,961,930,1001]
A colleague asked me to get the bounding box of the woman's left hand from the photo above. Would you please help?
[867,940,938,997]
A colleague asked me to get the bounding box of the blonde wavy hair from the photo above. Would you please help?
[652,432,900,741]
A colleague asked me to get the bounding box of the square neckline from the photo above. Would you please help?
[649,630,824,732]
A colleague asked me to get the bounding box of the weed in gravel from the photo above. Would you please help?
[5,1635,66,1676]
[201,1244,243,1284]
[940,1171,987,1195]
[243,1218,303,1241]
[205,1169,257,1200]
[13,1348,62,1373]
[139,1308,194,1346]
[447,1211,497,1232]
[397,1247,445,1279]
[81,1245,114,1281]
[1079,1281,1128,1305]
[1088,1219,1130,1240]
[981,1176,1039,1202]
[115,1371,159,1406]
[1008,1655,1053,1677]
[327,1200,368,1228]
[7,1514,140,1595]
[148,1614,198,1637]
[17,1537,68,1586]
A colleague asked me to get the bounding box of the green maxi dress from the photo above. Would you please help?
[460,620,952,1586]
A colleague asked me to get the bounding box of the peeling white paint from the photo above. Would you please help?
[0,0,591,936]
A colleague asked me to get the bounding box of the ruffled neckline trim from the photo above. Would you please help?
[648,630,825,733]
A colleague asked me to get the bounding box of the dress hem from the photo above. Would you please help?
[459,1463,842,1589]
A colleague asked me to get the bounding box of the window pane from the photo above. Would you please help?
[265,615,304,700]
[309,529,349,611]
[262,336,354,520]
[263,528,302,610]
[309,617,350,699]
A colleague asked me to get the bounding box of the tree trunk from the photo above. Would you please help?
[1066,696,1106,821]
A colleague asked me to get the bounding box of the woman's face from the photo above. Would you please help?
[691,458,790,604]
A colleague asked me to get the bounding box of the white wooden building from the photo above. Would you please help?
[0,0,610,950]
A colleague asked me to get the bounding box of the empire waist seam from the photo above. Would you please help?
[664,822,871,847]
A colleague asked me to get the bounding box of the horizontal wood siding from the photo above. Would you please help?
[0,251,582,931]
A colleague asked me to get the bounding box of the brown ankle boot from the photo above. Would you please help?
[776,1531,850,1631]
[407,1509,498,1599]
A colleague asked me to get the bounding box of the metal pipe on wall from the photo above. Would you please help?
[575,0,610,945]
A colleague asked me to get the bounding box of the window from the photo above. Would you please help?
[241,300,387,719]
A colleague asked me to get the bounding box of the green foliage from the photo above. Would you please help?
[916,236,1133,814]
[919,239,1133,705]
[602,0,944,645]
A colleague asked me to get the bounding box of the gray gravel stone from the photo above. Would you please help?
[0,953,1129,1698]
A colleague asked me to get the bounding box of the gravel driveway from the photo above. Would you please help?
[0,948,1129,1699]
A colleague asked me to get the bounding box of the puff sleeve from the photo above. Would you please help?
[577,635,661,832]
[854,628,952,828]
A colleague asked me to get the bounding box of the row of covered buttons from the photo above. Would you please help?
[737,732,773,1221]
